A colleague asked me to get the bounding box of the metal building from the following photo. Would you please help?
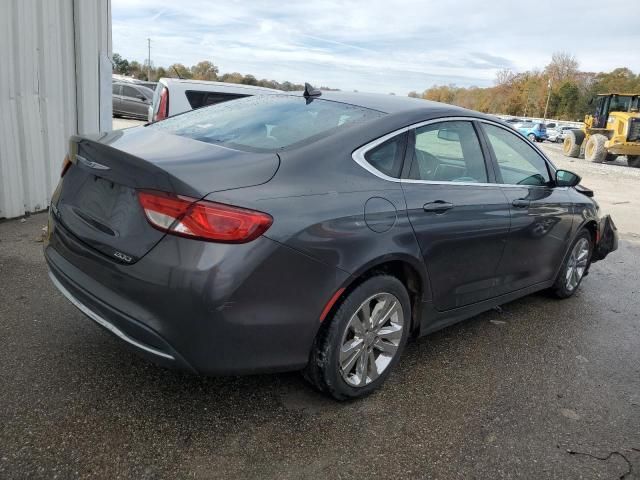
[0,0,112,219]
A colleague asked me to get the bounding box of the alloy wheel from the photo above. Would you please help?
[565,238,590,291]
[339,293,404,387]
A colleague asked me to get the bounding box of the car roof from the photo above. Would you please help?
[114,82,153,91]
[282,90,491,118]
[113,81,138,86]
[159,78,282,93]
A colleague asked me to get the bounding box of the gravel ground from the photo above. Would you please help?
[0,143,639,479]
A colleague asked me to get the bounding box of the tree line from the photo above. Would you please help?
[114,52,639,119]
[409,53,640,121]
[111,53,337,92]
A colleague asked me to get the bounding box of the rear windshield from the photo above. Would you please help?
[149,95,384,152]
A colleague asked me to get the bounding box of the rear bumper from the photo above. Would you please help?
[47,264,194,371]
[592,214,618,262]
[45,213,349,375]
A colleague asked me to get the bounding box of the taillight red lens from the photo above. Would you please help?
[137,190,272,243]
[61,154,72,177]
[154,87,169,121]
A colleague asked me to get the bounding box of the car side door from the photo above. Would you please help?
[479,122,574,293]
[112,84,122,114]
[400,119,511,311]
[121,85,147,117]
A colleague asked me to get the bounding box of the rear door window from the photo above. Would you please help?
[483,123,551,186]
[407,121,488,183]
[122,85,140,99]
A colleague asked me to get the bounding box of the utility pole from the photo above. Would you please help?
[147,38,151,81]
[543,78,552,123]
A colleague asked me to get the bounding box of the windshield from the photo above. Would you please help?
[149,95,384,152]
[609,95,639,112]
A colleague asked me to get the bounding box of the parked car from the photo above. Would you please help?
[517,122,548,142]
[46,89,618,400]
[148,78,282,122]
[504,117,522,124]
[556,126,577,143]
[112,82,154,120]
[547,127,561,143]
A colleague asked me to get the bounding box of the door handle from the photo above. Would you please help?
[423,200,454,213]
[512,199,530,208]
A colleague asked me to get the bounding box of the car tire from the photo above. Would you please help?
[303,275,411,400]
[584,134,608,163]
[528,133,536,142]
[563,130,584,158]
[550,229,593,299]
[628,155,640,168]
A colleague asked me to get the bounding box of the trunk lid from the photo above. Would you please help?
[52,127,279,264]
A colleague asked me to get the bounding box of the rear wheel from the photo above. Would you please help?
[584,134,608,163]
[563,130,584,158]
[304,275,411,400]
[550,230,592,299]
[528,133,536,142]
[628,155,640,168]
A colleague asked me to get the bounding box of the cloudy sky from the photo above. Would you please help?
[112,0,640,94]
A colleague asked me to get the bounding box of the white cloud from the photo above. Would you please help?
[112,0,640,94]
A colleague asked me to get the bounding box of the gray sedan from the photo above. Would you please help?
[112,82,153,120]
[46,87,618,400]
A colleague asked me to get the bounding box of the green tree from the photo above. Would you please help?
[155,67,167,80]
[556,81,580,119]
[241,74,258,86]
[190,61,219,81]
[112,53,130,75]
[167,63,192,79]
[220,72,244,84]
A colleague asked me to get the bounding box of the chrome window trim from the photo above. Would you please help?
[352,116,558,188]
[49,272,175,360]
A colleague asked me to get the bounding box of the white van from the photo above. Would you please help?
[148,78,282,122]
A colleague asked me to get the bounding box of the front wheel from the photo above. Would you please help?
[584,134,608,163]
[304,275,411,400]
[563,130,584,158]
[528,133,537,142]
[550,230,592,299]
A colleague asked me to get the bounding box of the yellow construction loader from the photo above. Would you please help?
[563,93,640,167]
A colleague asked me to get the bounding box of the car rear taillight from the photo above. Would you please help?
[61,154,72,177]
[154,87,169,121]
[137,190,272,243]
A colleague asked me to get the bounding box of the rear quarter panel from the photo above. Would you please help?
[204,118,431,300]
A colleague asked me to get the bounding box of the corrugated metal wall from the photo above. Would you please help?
[0,0,111,219]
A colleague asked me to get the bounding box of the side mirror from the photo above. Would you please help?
[555,169,581,187]
[137,94,146,101]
